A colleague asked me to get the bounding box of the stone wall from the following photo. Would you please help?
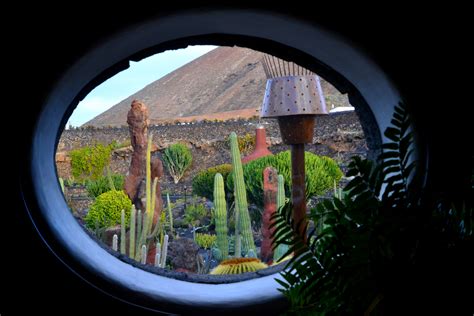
[57,111,369,197]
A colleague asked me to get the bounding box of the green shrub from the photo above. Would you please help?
[70,143,113,181]
[192,164,232,200]
[225,133,255,155]
[195,233,217,249]
[184,201,208,227]
[85,190,132,229]
[227,151,343,207]
[85,174,125,198]
[163,143,193,184]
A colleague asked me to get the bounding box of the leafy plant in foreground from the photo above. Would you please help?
[271,102,473,315]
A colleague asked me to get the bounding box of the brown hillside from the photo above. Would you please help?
[85,46,349,127]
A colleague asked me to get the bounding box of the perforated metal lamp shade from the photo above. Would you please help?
[261,75,328,144]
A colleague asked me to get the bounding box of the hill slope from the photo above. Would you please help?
[85,46,349,127]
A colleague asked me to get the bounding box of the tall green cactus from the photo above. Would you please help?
[120,209,126,254]
[214,173,228,260]
[273,174,289,262]
[166,193,174,237]
[229,132,255,255]
[129,205,136,258]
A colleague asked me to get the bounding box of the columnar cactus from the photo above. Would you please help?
[141,245,147,264]
[135,210,142,260]
[261,167,278,263]
[166,193,174,237]
[120,209,126,254]
[160,234,169,268]
[155,242,161,267]
[273,174,289,262]
[214,173,229,260]
[129,206,136,258]
[112,234,118,251]
[229,132,256,255]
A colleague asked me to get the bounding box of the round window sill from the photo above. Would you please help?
[24,8,414,315]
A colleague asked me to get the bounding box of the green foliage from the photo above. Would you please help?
[271,102,473,314]
[195,233,217,249]
[85,174,125,198]
[192,164,232,200]
[225,133,256,155]
[184,200,208,227]
[238,133,255,155]
[227,151,343,207]
[85,190,132,229]
[163,143,192,184]
[70,142,113,181]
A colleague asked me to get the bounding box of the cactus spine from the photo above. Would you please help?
[229,132,256,256]
[129,205,136,259]
[112,234,118,251]
[273,174,289,262]
[214,173,229,260]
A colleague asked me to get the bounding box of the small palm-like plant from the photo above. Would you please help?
[163,143,192,184]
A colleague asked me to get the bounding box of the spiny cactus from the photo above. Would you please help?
[160,234,169,268]
[129,206,136,258]
[214,173,229,260]
[155,242,161,267]
[112,234,118,251]
[229,132,255,256]
[273,174,289,262]
[140,245,147,264]
[210,258,268,275]
[120,209,126,254]
[234,187,242,258]
[166,193,174,237]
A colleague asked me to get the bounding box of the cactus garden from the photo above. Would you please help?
[57,100,356,278]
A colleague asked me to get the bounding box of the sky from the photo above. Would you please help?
[67,45,217,127]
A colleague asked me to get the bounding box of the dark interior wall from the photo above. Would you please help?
[4,3,471,315]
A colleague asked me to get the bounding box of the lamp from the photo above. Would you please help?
[260,54,328,240]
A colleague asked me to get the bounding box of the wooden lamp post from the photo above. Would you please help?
[260,55,328,240]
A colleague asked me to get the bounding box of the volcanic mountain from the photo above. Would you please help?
[84,46,349,127]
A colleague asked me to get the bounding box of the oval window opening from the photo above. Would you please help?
[26,10,412,314]
[56,45,372,283]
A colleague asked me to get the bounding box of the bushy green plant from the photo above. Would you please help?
[225,133,256,155]
[192,164,232,200]
[85,174,125,198]
[85,190,132,229]
[227,151,343,207]
[163,143,192,184]
[70,142,113,181]
[184,201,208,227]
[195,233,217,249]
